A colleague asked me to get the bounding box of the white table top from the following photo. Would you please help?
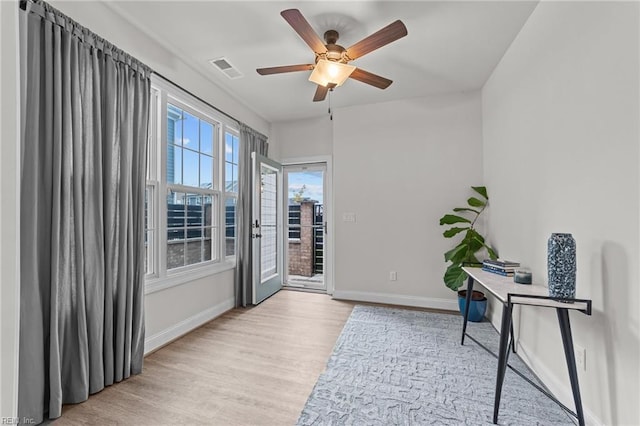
[462,267,591,312]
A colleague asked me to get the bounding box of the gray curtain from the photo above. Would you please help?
[18,1,150,423]
[234,123,268,307]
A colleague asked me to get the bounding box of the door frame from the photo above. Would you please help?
[280,156,333,295]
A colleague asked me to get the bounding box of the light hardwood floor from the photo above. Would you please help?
[55,290,355,425]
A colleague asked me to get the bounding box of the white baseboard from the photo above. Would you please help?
[144,297,235,355]
[516,341,604,426]
[332,290,458,311]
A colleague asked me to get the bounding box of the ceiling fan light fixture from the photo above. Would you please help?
[309,59,355,88]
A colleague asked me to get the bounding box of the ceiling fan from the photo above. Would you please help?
[256,9,408,102]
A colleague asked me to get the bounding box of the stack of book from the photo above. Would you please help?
[482,259,520,277]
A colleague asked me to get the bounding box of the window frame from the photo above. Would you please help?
[145,76,238,294]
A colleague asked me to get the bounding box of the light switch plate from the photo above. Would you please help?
[343,212,356,222]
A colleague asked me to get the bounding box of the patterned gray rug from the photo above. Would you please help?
[297,305,575,425]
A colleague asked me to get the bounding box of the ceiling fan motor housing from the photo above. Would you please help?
[322,30,348,63]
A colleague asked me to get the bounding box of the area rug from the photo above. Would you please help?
[297,305,575,425]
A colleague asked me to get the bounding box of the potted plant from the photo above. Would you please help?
[439,186,498,321]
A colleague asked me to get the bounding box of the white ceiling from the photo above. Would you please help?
[105,1,538,123]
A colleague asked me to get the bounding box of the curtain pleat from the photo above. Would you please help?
[234,124,268,307]
[18,0,150,422]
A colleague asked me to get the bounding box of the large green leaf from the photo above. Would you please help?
[472,186,488,200]
[439,214,471,225]
[444,243,466,262]
[453,207,480,214]
[467,197,486,208]
[444,265,468,291]
[449,248,470,266]
[468,236,483,253]
[443,227,469,238]
[471,232,485,244]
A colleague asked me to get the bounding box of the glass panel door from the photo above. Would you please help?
[252,153,283,304]
[284,163,327,291]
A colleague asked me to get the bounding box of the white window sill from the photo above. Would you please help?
[144,260,235,295]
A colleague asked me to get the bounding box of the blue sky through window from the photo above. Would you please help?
[168,104,214,189]
[288,171,323,204]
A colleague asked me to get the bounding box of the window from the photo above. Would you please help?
[166,104,218,269]
[145,76,239,285]
[224,131,239,257]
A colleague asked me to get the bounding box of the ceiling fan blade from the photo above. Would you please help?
[256,64,314,75]
[313,85,329,102]
[312,83,337,102]
[346,20,408,60]
[349,68,393,89]
[281,9,326,53]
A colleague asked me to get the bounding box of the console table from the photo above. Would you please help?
[460,267,592,426]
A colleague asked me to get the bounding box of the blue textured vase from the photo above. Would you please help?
[547,233,576,299]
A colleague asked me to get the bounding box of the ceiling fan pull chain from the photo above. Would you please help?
[328,90,333,120]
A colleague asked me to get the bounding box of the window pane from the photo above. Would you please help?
[167,240,185,269]
[183,149,199,187]
[205,227,216,261]
[185,193,202,205]
[145,231,152,274]
[184,239,204,266]
[144,187,149,230]
[225,132,234,163]
[232,164,238,193]
[167,192,185,240]
[225,163,232,192]
[200,154,213,189]
[168,104,182,145]
[204,235,213,262]
[167,145,182,185]
[260,166,278,279]
[186,226,203,240]
[183,111,198,149]
[232,135,239,164]
[225,198,236,257]
[203,195,213,227]
[185,195,202,234]
[201,121,213,155]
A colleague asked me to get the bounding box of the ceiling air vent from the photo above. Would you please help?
[209,57,243,79]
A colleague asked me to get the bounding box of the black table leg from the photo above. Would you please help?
[510,320,516,354]
[493,302,513,424]
[557,308,585,426]
[461,276,474,345]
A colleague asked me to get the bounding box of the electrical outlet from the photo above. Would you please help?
[575,345,586,371]
[389,271,397,281]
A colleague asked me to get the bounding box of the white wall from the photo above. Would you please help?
[0,0,21,419]
[270,116,333,162]
[482,2,639,424]
[331,93,484,309]
[144,270,235,353]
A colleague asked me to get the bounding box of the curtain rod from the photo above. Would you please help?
[20,0,258,134]
[152,71,241,127]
